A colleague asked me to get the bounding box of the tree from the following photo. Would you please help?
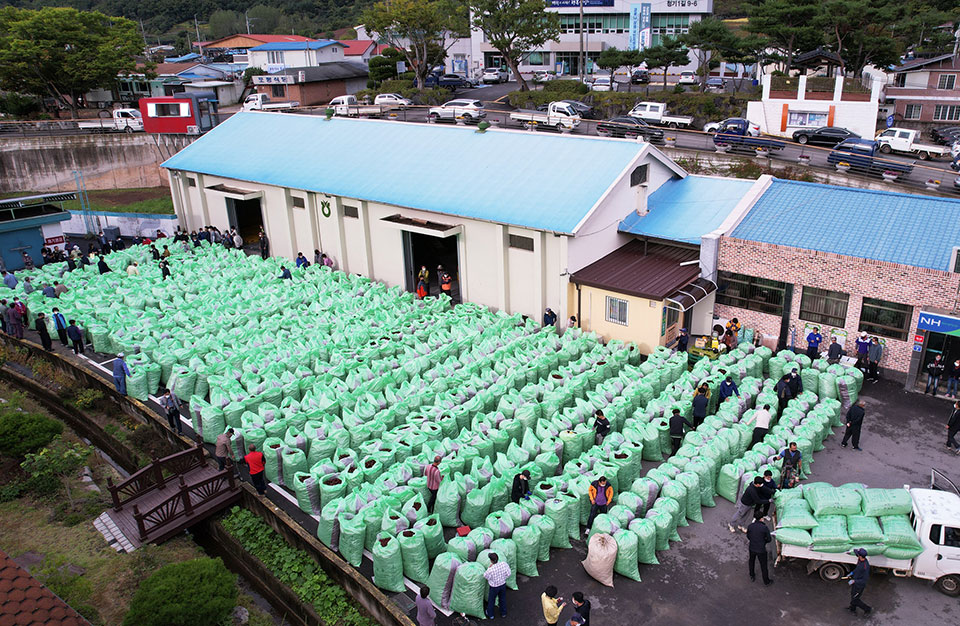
[207,10,243,39]
[246,4,283,34]
[124,558,236,626]
[720,34,769,91]
[815,0,904,76]
[0,409,62,459]
[746,0,823,74]
[369,51,402,84]
[468,0,561,91]
[363,0,466,90]
[641,37,690,90]
[20,436,86,508]
[596,47,643,91]
[0,7,144,118]
[681,18,736,91]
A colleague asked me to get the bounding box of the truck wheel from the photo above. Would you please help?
[555,122,563,132]
[934,575,960,597]
[879,144,892,154]
[428,113,439,122]
[918,151,930,160]
[668,122,678,129]
[124,126,133,133]
[818,562,847,581]
[796,135,808,145]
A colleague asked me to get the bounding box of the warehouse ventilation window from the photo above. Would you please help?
[291,196,305,209]
[605,296,628,326]
[859,298,913,341]
[187,177,197,187]
[715,271,786,316]
[343,205,359,218]
[508,234,534,251]
[799,286,849,327]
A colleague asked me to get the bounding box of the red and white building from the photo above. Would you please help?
[884,53,960,128]
[339,40,377,64]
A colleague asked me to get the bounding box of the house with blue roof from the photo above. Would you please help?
[248,40,345,72]
[713,177,960,384]
[162,112,685,326]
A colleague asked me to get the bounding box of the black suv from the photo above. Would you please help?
[631,69,650,84]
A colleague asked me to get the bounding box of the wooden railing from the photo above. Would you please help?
[133,470,237,541]
[106,443,206,511]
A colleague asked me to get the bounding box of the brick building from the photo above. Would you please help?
[251,63,368,106]
[712,178,960,385]
[884,53,960,128]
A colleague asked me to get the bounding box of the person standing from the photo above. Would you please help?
[541,586,565,625]
[51,308,68,346]
[946,401,960,453]
[415,585,436,626]
[586,476,613,529]
[726,318,741,336]
[676,327,689,352]
[926,355,945,396]
[234,231,244,249]
[313,249,322,265]
[215,428,234,471]
[0,299,7,335]
[296,252,308,269]
[159,388,183,435]
[779,442,803,484]
[244,444,267,495]
[160,260,171,280]
[842,400,866,450]
[774,374,793,411]
[746,404,772,448]
[854,332,871,370]
[483,553,510,619]
[416,276,428,300]
[718,376,740,402]
[946,360,960,399]
[692,383,711,427]
[844,549,872,616]
[417,265,429,293]
[787,368,803,397]
[867,337,883,383]
[112,353,131,395]
[511,469,531,503]
[424,456,442,513]
[34,313,53,351]
[746,513,773,585]
[758,470,777,519]
[728,476,770,533]
[6,299,24,339]
[805,326,823,360]
[593,409,610,445]
[66,319,84,354]
[259,230,270,260]
[543,308,558,327]
[827,337,843,364]
[571,592,590,626]
[440,270,452,300]
[669,408,693,455]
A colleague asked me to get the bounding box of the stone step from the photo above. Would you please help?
[92,512,137,553]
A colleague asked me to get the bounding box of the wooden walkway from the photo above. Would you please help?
[98,444,241,550]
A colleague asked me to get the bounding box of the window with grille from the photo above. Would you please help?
[508,234,534,251]
[893,73,906,87]
[799,286,849,327]
[271,85,286,98]
[267,51,284,64]
[605,296,628,326]
[937,74,956,90]
[934,105,960,121]
[904,104,922,120]
[291,196,305,209]
[858,297,912,340]
[715,271,787,316]
[343,205,358,218]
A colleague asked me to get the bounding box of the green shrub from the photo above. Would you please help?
[0,411,63,458]
[379,78,415,93]
[123,558,236,626]
[543,80,588,94]
[74,388,104,410]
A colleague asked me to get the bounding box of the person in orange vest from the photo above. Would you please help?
[440,268,453,298]
[586,476,613,530]
[416,277,428,300]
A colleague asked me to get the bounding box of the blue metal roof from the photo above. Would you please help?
[732,179,960,271]
[619,175,755,244]
[162,113,649,234]
[164,52,201,63]
[250,40,340,51]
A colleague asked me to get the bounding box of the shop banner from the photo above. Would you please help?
[549,0,614,6]
[629,3,652,51]
[917,311,960,337]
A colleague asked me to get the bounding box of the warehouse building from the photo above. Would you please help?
[0,193,73,270]
[162,112,686,328]
[712,178,960,386]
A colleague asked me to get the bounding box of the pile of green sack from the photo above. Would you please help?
[774,484,921,559]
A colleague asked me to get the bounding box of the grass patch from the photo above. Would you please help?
[1,187,174,215]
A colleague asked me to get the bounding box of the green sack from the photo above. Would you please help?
[398,528,430,583]
[613,529,641,581]
[319,473,347,510]
[262,438,284,484]
[338,512,366,567]
[512,525,540,577]
[427,552,462,610]
[846,515,885,543]
[627,518,659,565]
[883,545,924,560]
[879,515,923,549]
[413,515,447,560]
[805,486,862,516]
[489,538,519,590]
[485,511,515,539]
[372,532,406,593]
[661,481,689,528]
[436,478,462,527]
[381,508,409,535]
[861,489,912,517]
[281,447,307,488]
[461,485,491,529]
[774,527,812,546]
[810,515,850,547]
[778,499,819,530]
[545,498,572,548]
[529,513,555,561]
[292,472,321,515]
[676,472,703,523]
[450,561,487,618]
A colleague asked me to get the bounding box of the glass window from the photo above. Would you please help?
[715,271,787,316]
[893,73,906,87]
[267,51,284,64]
[291,196,305,209]
[663,306,679,336]
[859,298,913,340]
[904,104,923,120]
[271,84,286,98]
[605,296,628,326]
[787,111,829,127]
[934,105,960,121]
[155,103,182,117]
[930,524,942,544]
[508,234,534,251]
[945,527,960,548]
[523,51,549,67]
[343,205,359,218]
[799,287,849,327]
[937,74,956,90]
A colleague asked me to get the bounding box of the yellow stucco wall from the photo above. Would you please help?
[569,283,670,354]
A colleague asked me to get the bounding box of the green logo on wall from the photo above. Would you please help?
[320,200,331,218]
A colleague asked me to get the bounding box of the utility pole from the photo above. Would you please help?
[578,0,584,81]
[246,12,252,35]
[194,15,203,57]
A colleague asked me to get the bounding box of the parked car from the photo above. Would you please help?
[930,126,960,144]
[424,73,472,89]
[678,71,698,85]
[427,99,486,122]
[596,117,664,144]
[560,99,597,120]
[532,70,555,82]
[629,101,693,128]
[705,77,725,91]
[827,138,914,176]
[631,69,650,84]
[591,75,618,92]
[482,68,508,84]
[792,126,860,146]
[704,118,760,136]
[374,93,412,109]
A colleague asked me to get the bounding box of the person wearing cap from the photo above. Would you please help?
[669,408,693,455]
[593,409,610,445]
[511,469,531,503]
[112,353,131,395]
[746,512,773,585]
[854,332,871,370]
[843,549,872,615]
[424,456,442,513]
[587,476,613,530]
[566,614,585,626]
[543,307,557,327]
[805,326,823,360]
[677,327,689,352]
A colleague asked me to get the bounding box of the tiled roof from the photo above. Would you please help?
[0,550,89,625]
[894,53,955,72]
[150,62,200,76]
[619,175,756,244]
[269,62,368,82]
[571,240,701,300]
[731,178,960,271]
[339,40,376,56]
[249,40,341,51]
[203,34,315,48]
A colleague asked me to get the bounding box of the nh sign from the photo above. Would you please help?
[916,311,960,337]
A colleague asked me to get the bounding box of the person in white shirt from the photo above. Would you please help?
[746,404,772,448]
[126,262,139,276]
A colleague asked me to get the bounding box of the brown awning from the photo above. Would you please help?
[571,240,701,300]
[380,214,461,238]
[665,276,717,312]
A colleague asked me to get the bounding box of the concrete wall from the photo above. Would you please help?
[0,133,196,193]
[576,284,666,353]
[61,210,179,237]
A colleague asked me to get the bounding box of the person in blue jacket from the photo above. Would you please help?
[279,266,292,280]
[112,353,131,395]
[805,326,823,359]
[718,376,740,402]
[843,549,872,615]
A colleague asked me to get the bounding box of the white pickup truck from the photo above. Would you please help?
[77,109,143,133]
[242,93,300,112]
[628,101,693,128]
[875,127,954,160]
[328,95,394,117]
[775,483,960,597]
[509,101,581,131]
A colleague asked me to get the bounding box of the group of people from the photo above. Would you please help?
[416,265,454,301]
[924,353,960,398]
[543,308,578,331]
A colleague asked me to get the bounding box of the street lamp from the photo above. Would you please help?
[579,0,584,81]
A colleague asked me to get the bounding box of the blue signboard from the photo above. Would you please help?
[629,3,652,51]
[913,344,923,352]
[916,311,960,336]
[549,0,614,6]
[886,115,895,128]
